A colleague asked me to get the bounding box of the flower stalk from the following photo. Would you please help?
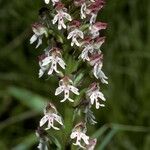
[30,0,108,149]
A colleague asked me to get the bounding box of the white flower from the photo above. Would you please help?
[89,53,108,84]
[90,22,107,38]
[93,63,108,84]
[40,103,63,130]
[52,10,72,30]
[70,122,89,149]
[41,51,66,75]
[79,44,94,61]
[38,47,66,77]
[67,29,84,46]
[79,37,105,62]
[87,83,106,109]
[44,0,59,5]
[30,23,47,48]
[55,77,79,102]
[52,3,72,30]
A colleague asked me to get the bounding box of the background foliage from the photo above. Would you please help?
[0,0,150,149]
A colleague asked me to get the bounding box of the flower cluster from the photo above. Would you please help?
[30,0,108,149]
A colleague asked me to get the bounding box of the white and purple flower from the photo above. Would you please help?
[55,76,79,102]
[41,47,66,75]
[86,0,105,24]
[30,23,48,48]
[38,47,66,77]
[86,82,106,109]
[70,122,89,149]
[52,2,72,30]
[79,37,105,62]
[90,22,107,38]
[89,53,108,84]
[67,20,84,47]
[40,103,63,130]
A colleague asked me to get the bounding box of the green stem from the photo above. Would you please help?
[62,105,74,150]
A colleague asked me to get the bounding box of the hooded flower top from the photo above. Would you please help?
[86,82,106,109]
[52,2,72,30]
[39,103,63,130]
[70,122,89,149]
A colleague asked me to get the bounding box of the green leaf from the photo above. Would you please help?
[97,129,118,150]
[12,134,36,150]
[8,86,47,112]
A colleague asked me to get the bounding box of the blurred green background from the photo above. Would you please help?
[0,0,150,149]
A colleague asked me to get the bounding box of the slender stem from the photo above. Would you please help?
[63,105,74,150]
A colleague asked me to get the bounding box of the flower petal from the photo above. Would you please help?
[30,34,37,44]
[55,86,64,95]
[40,115,48,127]
[69,85,79,95]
